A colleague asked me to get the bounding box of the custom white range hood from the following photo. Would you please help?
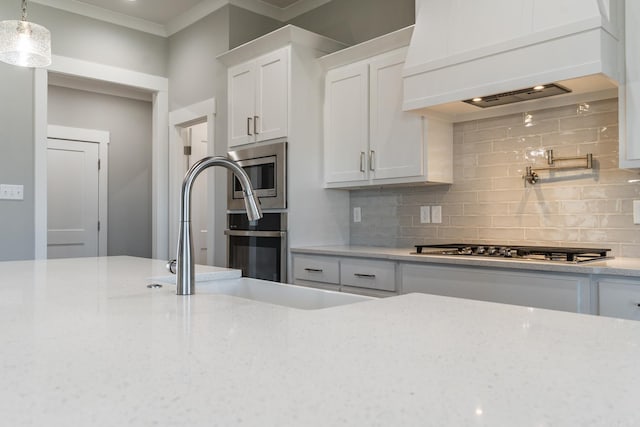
[403,0,623,118]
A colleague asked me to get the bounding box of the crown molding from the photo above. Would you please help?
[31,0,167,36]
[32,0,332,37]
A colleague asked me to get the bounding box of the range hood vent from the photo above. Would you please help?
[462,83,572,108]
[403,0,622,117]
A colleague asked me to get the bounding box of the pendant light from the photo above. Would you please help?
[0,0,51,68]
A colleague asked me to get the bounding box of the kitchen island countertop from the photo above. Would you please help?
[1,256,639,426]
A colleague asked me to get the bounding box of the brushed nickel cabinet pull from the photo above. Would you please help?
[305,268,323,273]
[360,152,365,173]
[254,115,259,134]
[369,150,375,171]
[247,117,253,136]
[354,273,376,279]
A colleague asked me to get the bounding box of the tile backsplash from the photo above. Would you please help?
[350,97,640,257]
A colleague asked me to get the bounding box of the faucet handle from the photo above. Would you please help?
[166,259,177,274]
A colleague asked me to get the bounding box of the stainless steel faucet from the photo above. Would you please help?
[175,156,262,295]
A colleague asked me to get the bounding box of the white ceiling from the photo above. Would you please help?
[31,0,330,36]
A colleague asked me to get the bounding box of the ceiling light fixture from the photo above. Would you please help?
[533,85,545,91]
[0,0,51,68]
[472,97,482,102]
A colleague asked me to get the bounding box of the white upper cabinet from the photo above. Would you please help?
[321,27,453,188]
[620,0,640,168]
[324,62,369,183]
[228,47,289,148]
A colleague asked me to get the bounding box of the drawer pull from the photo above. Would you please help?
[304,268,323,273]
[354,273,376,279]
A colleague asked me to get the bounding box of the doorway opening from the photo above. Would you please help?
[169,98,216,265]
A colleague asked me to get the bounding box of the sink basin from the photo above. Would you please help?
[198,277,375,310]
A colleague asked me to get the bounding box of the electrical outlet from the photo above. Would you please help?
[431,205,442,224]
[420,206,431,223]
[353,207,362,223]
[634,200,640,224]
[0,184,24,200]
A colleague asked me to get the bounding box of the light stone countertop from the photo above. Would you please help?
[2,255,640,426]
[291,245,640,277]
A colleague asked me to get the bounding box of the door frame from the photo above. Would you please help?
[34,55,169,260]
[168,98,216,264]
[47,125,109,256]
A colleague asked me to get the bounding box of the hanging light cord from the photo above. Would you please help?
[21,0,28,21]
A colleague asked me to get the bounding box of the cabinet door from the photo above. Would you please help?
[324,63,369,184]
[599,279,640,321]
[255,47,289,142]
[401,263,589,313]
[369,49,423,180]
[228,61,257,147]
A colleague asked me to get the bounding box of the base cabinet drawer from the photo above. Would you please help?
[340,258,396,292]
[293,255,340,285]
[598,279,640,321]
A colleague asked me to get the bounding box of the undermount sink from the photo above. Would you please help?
[197,278,375,310]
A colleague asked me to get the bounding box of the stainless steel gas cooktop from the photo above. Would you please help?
[413,243,611,264]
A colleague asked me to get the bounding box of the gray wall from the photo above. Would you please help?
[288,0,415,45]
[229,6,282,49]
[48,86,153,258]
[168,6,232,267]
[31,3,168,76]
[0,3,168,261]
[0,65,35,260]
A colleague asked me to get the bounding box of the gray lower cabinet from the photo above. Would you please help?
[400,263,592,314]
[598,278,640,320]
[292,254,397,297]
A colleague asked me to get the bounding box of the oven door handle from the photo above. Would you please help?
[224,230,286,238]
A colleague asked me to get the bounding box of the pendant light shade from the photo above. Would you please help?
[0,1,51,68]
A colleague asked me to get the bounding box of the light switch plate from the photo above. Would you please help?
[431,205,442,223]
[420,206,430,223]
[0,184,24,200]
[634,200,640,224]
[353,207,362,223]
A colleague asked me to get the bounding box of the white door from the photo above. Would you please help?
[324,62,369,184]
[47,139,100,259]
[369,48,423,180]
[187,122,209,265]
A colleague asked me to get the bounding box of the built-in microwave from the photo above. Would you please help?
[227,141,286,210]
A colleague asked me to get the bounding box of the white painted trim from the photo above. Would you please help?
[168,98,217,265]
[47,125,110,257]
[33,0,331,37]
[31,0,167,36]
[34,69,48,260]
[34,55,170,261]
[48,55,168,92]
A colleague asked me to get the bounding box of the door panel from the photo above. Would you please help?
[228,62,256,147]
[47,139,99,259]
[255,47,288,142]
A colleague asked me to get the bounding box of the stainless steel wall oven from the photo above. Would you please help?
[225,213,287,282]
[227,142,286,210]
